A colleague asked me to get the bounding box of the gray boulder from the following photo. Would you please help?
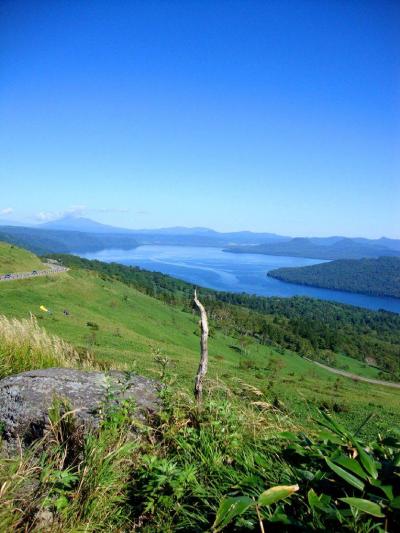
[0,368,160,449]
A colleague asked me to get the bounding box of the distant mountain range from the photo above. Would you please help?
[39,216,131,234]
[38,216,289,242]
[0,216,399,259]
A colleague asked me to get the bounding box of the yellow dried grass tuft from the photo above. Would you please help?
[0,314,95,378]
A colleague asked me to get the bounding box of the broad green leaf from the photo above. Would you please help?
[355,444,378,479]
[278,431,299,441]
[312,469,325,482]
[296,468,314,481]
[331,454,368,480]
[339,497,385,518]
[258,484,299,506]
[370,478,394,500]
[308,489,335,515]
[308,489,326,512]
[319,411,349,438]
[325,458,365,491]
[317,429,342,444]
[212,496,253,532]
[269,509,294,525]
[390,495,400,509]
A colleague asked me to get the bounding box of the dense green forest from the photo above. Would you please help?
[268,256,400,298]
[50,254,400,378]
[226,237,400,260]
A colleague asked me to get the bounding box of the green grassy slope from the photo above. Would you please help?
[1,265,399,435]
[0,242,44,275]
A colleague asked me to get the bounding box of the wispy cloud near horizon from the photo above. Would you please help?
[0,207,14,216]
[35,205,86,222]
[34,205,129,222]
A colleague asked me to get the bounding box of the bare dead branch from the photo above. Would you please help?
[193,288,209,402]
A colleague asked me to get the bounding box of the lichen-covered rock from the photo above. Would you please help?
[0,368,160,449]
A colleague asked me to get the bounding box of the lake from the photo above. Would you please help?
[80,246,400,313]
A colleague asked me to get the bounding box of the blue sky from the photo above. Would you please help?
[0,0,399,237]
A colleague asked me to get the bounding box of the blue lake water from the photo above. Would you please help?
[80,246,400,313]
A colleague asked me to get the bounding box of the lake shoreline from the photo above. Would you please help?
[78,245,400,314]
[268,271,400,301]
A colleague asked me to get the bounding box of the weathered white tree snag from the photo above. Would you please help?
[193,288,209,402]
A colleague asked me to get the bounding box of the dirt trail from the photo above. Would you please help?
[309,359,400,389]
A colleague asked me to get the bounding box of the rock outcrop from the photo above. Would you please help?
[0,368,160,450]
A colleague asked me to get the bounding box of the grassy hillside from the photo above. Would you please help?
[48,254,400,379]
[268,256,400,298]
[1,264,399,435]
[2,254,400,531]
[0,242,44,274]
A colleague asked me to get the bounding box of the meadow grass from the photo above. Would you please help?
[0,313,98,378]
[0,242,44,275]
[1,263,400,531]
[1,375,397,532]
[0,377,298,532]
[0,268,399,434]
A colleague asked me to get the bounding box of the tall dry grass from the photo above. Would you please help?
[0,314,95,378]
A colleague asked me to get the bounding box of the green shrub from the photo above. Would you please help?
[1,384,398,532]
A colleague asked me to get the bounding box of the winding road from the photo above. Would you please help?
[310,359,400,389]
[0,263,68,282]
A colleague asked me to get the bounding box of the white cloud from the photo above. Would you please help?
[34,205,130,222]
[68,205,86,217]
[0,207,13,216]
[35,205,87,222]
[36,211,59,222]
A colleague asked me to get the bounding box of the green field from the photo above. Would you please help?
[0,242,44,275]
[1,264,399,435]
[2,247,400,531]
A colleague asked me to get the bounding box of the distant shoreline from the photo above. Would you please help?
[268,256,400,300]
[268,271,400,301]
[78,246,400,313]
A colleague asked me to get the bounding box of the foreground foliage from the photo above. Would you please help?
[1,375,399,531]
[279,411,400,530]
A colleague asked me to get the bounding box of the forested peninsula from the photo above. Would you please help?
[268,256,400,299]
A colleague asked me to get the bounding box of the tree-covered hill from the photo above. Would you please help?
[268,256,400,298]
[225,237,400,260]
